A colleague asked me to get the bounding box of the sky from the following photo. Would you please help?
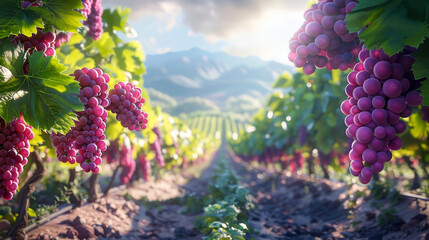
[103,0,310,65]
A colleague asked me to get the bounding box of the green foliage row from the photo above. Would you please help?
[195,160,254,240]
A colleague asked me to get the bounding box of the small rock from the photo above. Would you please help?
[310,217,318,223]
[365,211,376,220]
[75,223,95,239]
[72,216,85,226]
[389,216,405,231]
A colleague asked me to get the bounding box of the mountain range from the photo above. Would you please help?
[143,47,294,108]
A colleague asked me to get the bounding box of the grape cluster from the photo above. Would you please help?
[54,32,73,48]
[21,0,42,8]
[12,28,56,58]
[84,0,103,40]
[102,140,119,164]
[50,68,110,173]
[139,154,150,181]
[50,132,76,164]
[72,68,110,173]
[107,82,148,131]
[288,0,361,74]
[150,139,165,168]
[119,145,135,184]
[341,47,424,183]
[79,0,93,19]
[0,116,34,201]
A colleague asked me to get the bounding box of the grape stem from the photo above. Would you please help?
[7,151,45,240]
[403,156,421,190]
[88,174,99,203]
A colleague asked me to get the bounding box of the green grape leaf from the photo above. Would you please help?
[345,0,429,55]
[103,7,131,33]
[409,111,429,139]
[92,32,115,57]
[412,38,429,105]
[57,48,95,75]
[0,0,44,38]
[0,42,83,133]
[32,0,84,33]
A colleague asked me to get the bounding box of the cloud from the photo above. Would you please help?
[103,0,307,38]
[103,0,310,64]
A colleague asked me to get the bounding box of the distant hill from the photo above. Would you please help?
[143,47,294,109]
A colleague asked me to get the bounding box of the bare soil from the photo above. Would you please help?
[25,145,429,240]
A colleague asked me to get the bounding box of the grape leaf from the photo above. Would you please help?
[412,38,429,105]
[0,41,83,133]
[345,0,429,55]
[32,0,84,33]
[0,0,44,38]
[103,7,131,33]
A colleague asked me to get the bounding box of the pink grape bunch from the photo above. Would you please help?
[139,154,151,181]
[78,0,93,19]
[150,139,165,168]
[84,0,103,40]
[150,126,165,167]
[288,0,361,74]
[341,47,424,184]
[107,82,149,131]
[119,144,135,184]
[69,68,110,173]
[0,116,34,201]
[12,28,56,58]
[54,32,73,48]
[50,132,76,164]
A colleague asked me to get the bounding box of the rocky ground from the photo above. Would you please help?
[24,146,429,239]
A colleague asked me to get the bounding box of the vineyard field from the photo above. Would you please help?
[184,112,248,140]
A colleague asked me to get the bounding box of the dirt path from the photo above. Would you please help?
[25,144,429,239]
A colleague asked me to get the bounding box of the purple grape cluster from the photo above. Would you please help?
[150,126,165,167]
[50,132,76,164]
[49,68,110,173]
[12,28,56,58]
[71,67,110,173]
[341,47,424,184]
[107,82,149,131]
[0,116,34,201]
[139,154,150,181]
[84,0,103,40]
[54,32,73,48]
[119,144,135,184]
[12,28,57,74]
[79,0,93,19]
[288,0,361,74]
